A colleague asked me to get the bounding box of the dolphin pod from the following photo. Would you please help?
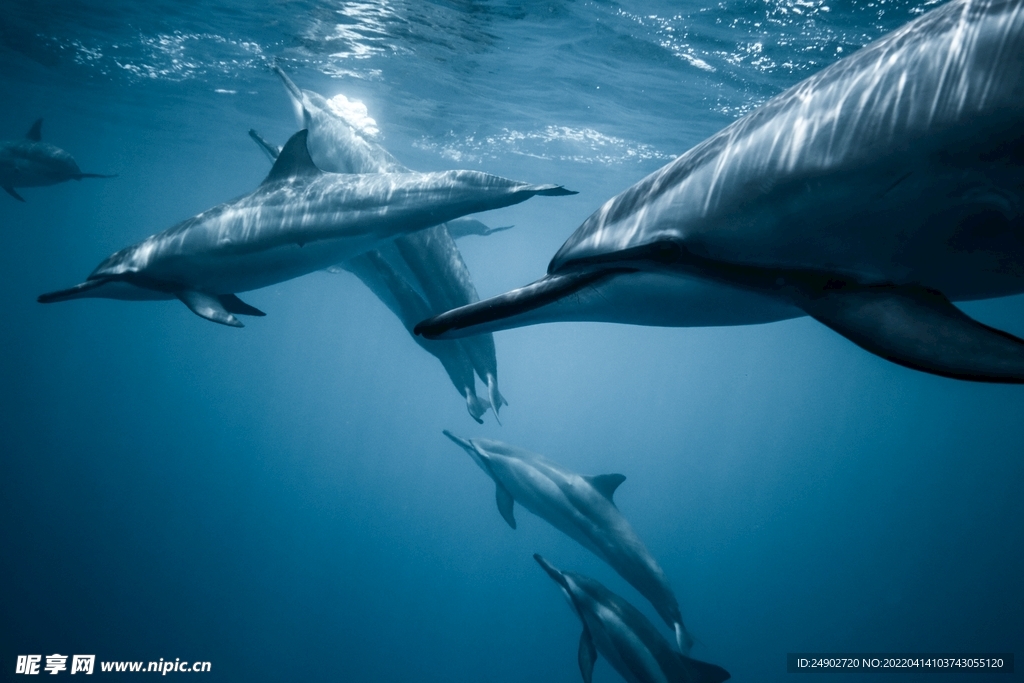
[36,129,574,326]
[416,0,1024,384]
[444,431,694,655]
[534,555,730,683]
[0,119,114,201]
[258,66,513,420]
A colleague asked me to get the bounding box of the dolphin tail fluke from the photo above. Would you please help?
[414,271,617,340]
[37,279,107,303]
[798,283,1024,383]
[3,185,25,201]
[177,290,244,328]
[464,392,491,424]
[679,654,731,683]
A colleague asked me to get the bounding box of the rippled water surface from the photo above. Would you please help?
[2,1,1022,681]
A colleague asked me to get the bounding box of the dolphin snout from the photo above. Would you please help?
[442,429,475,451]
[533,554,565,584]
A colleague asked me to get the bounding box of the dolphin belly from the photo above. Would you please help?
[418,269,802,339]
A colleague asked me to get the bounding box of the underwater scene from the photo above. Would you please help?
[2,0,1024,680]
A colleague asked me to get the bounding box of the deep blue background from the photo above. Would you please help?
[1,1,1022,681]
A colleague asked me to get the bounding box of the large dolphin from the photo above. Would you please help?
[0,119,114,201]
[268,65,513,416]
[418,0,1024,384]
[444,431,694,654]
[37,130,573,327]
[533,555,730,683]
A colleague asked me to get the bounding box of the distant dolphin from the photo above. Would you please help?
[418,0,1024,384]
[37,130,573,327]
[0,119,114,201]
[445,218,514,239]
[534,555,730,683]
[269,65,514,415]
[444,431,694,654]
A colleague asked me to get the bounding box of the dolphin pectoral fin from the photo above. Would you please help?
[414,271,618,339]
[675,622,695,656]
[219,294,266,317]
[495,483,516,529]
[584,474,626,505]
[26,118,42,141]
[177,290,244,328]
[577,627,597,683]
[4,185,25,201]
[679,654,731,683]
[798,283,1024,383]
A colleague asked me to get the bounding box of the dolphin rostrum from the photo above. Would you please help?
[534,555,730,683]
[37,130,573,327]
[268,65,515,416]
[0,119,114,201]
[418,0,1024,384]
[444,431,694,654]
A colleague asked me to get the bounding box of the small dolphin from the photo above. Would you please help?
[38,130,573,326]
[445,218,514,239]
[0,119,114,201]
[444,431,694,654]
[534,554,730,683]
[418,0,1024,383]
[269,65,515,415]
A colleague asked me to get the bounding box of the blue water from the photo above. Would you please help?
[1,0,1022,681]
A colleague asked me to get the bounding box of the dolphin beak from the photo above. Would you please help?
[442,429,475,452]
[533,554,568,587]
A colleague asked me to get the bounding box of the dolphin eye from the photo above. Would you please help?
[651,239,682,263]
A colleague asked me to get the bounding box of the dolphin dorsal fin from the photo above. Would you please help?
[261,129,320,185]
[26,118,42,141]
[585,473,626,503]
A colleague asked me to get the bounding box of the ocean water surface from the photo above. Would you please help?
[1,0,1022,681]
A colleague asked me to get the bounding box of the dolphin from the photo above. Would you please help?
[249,128,492,421]
[269,65,514,414]
[444,431,694,654]
[418,0,1024,384]
[0,119,114,201]
[37,129,573,327]
[445,218,514,239]
[533,555,730,683]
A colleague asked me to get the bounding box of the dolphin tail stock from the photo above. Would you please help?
[794,281,1024,383]
[3,185,25,201]
[414,270,622,340]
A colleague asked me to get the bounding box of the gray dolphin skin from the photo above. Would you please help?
[37,129,573,327]
[269,65,516,418]
[444,431,694,654]
[534,555,729,683]
[0,119,114,201]
[418,0,1024,384]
